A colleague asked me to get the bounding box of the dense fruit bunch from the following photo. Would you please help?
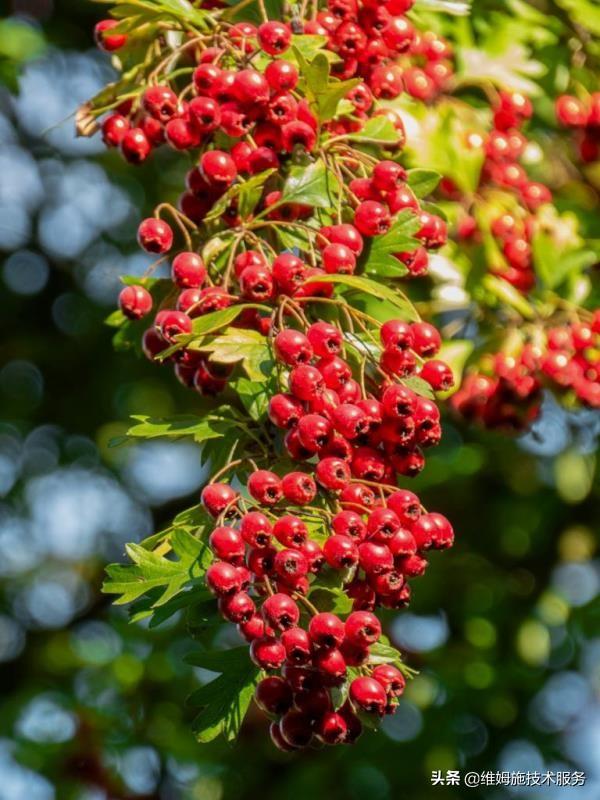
[451,314,600,429]
[201,455,452,747]
[556,92,600,163]
[448,89,554,294]
[87,0,463,749]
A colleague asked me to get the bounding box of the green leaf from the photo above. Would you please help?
[437,340,474,396]
[204,170,275,223]
[345,116,400,146]
[403,375,435,399]
[318,76,361,122]
[309,586,353,615]
[532,229,597,290]
[309,271,419,321]
[204,327,274,382]
[555,0,600,36]
[103,529,210,607]
[158,304,270,358]
[186,647,260,742]
[231,376,272,421]
[280,160,339,209]
[122,410,241,444]
[407,169,441,199]
[482,274,536,319]
[362,210,421,279]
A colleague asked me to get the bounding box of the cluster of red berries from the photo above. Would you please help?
[270,318,453,482]
[200,462,452,748]
[556,93,600,163]
[451,314,600,429]
[95,0,459,749]
[304,0,453,102]
[451,90,553,294]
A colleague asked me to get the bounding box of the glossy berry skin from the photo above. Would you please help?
[350,676,387,715]
[332,510,366,540]
[171,252,206,288]
[250,637,286,670]
[262,593,300,631]
[206,561,241,596]
[297,414,333,452]
[354,201,391,236]
[268,393,304,429]
[155,309,192,342]
[274,329,313,366]
[94,19,127,51]
[323,534,359,569]
[248,470,283,505]
[273,516,308,547]
[372,664,406,696]
[255,676,293,715]
[307,321,343,357]
[281,472,317,505]
[281,627,312,664]
[308,612,345,648]
[118,285,152,320]
[322,243,356,275]
[344,610,381,646]
[274,548,309,581]
[258,21,292,54]
[289,365,325,401]
[366,507,401,542]
[420,359,454,391]
[265,59,299,91]
[102,114,130,147]
[219,591,255,623]
[201,150,237,186]
[240,512,272,548]
[358,542,393,575]
[315,457,351,491]
[318,712,348,745]
[411,322,442,356]
[201,482,237,517]
[137,218,173,253]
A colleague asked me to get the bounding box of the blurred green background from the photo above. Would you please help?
[0,1,599,799]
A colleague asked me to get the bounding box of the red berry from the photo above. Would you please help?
[201,150,237,186]
[137,218,173,253]
[317,712,348,745]
[268,393,304,429]
[322,243,356,274]
[250,637,286,670]
[234,69,270,106]
[171,252,206,288]
[142,85,178,123]
[372,664,406,696]
[248,470,283,506]
[344,610,381,646]
[209,525,245,564]
[349,676,387,714]
[255,676,293,715]
[262,593,301,630]
[206,561,241,596]
[316,457,351,491]
[219,591,255,623]
[102,114,129,147]
[201,482,238,517]
[410,322,441,356]
[274,329,314,366]
[118,285,152,320]
[94,19,127,51]
[240,512,272,548]
[273,516,308,547]
[258,20,292,54]
[354,201,391,236]
[306,323,342,358]
[290,365,325,401]
[274,549,310,581]
[281,472,317,505]
[358,542,393,574]
[420,359,454,391]
[323,534,359,569]
[308,612,345,648]
[265,59,299,91]
[279,710,313,748]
